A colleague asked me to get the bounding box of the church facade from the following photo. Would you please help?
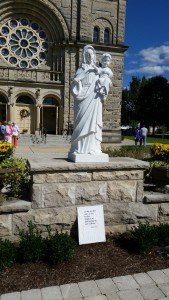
[0,0,127,142]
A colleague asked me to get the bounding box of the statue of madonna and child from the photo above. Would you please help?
[68,45,113,163]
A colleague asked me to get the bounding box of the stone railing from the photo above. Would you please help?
[0,67,63,84]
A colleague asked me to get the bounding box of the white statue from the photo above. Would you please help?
[95,53,113,101]
[69,45,113,159]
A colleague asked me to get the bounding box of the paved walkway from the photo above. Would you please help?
[13,138,135,160]
[2,139,166,300]
[1,269,169,299]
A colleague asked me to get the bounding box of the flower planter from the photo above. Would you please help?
[0,167,18,177]
[0,167,20,194]
[0,169,16,205]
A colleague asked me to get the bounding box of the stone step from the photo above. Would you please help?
[144,183,156,192]
[143,191,169,203]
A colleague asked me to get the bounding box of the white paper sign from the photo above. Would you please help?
[77,205,106,245]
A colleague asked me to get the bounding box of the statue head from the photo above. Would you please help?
[100,53,112,68]
[82,45,96,65]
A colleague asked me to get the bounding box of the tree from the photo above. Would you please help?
[121,88,129,125]
[121,76,142,125]
[122,75,169,134]
[137,76,169,134]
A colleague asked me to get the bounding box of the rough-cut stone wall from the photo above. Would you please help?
[117,0,126,44]
[1,157,165,243]
[102,53,124,142]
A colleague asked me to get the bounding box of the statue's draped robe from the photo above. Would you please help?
[70,64,102,154]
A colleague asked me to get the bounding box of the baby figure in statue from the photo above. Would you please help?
[95,53,113,101]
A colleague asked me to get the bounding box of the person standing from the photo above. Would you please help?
[0,121,6,140]
[4,121,13,143]
[0,122,3,140]
[141,125,148,147]
[133,127,142,146]
[12,122,20,147]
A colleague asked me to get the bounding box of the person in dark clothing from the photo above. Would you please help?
[0,121,6,140]
[133,127,142,146]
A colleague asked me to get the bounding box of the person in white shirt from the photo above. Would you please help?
[12,122,20,147]
[141,125,148,147]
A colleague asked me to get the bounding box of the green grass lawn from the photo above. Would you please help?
[124,135,169,144]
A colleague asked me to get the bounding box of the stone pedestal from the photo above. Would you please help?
[68,152,109,163]
[0,157,152,241]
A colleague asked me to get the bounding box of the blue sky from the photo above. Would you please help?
[123,1,169,88]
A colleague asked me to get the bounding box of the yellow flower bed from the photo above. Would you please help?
[151,143,169,161]
[0,141,13,161]
[0,141,13,152]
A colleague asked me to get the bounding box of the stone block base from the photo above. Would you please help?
[0,157,152,241]
[68,153,109,163]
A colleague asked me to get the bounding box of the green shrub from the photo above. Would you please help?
[157,223,169,246]
[0,157,30,197]
[131,222,159,254]
[18,221,76,264]
[18,221,45,262]
[132,222,169,254]
[0,239,17,271]
[145,160,169,182]
[104,145,150,160]
[0,192,6,205]
[45,228,76,264]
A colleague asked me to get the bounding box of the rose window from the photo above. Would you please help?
[0,19,49,68]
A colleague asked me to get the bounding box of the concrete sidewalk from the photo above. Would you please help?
[13,138,135,160]
[1,269,169,299]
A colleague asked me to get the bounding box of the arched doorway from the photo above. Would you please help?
[16,95,35,134]
[0,95,7,121]
[41,97,59,134]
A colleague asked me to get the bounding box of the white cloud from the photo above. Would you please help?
[125,45,169,77]
[139,45,169,65]
[126,65,169,75]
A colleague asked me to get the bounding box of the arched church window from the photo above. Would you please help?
[0,95,7,104]
[104,28,110,44]
[16,96,34,104]
[0,18,49,68]
[43,97,58,106]
[93,27,100,43]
